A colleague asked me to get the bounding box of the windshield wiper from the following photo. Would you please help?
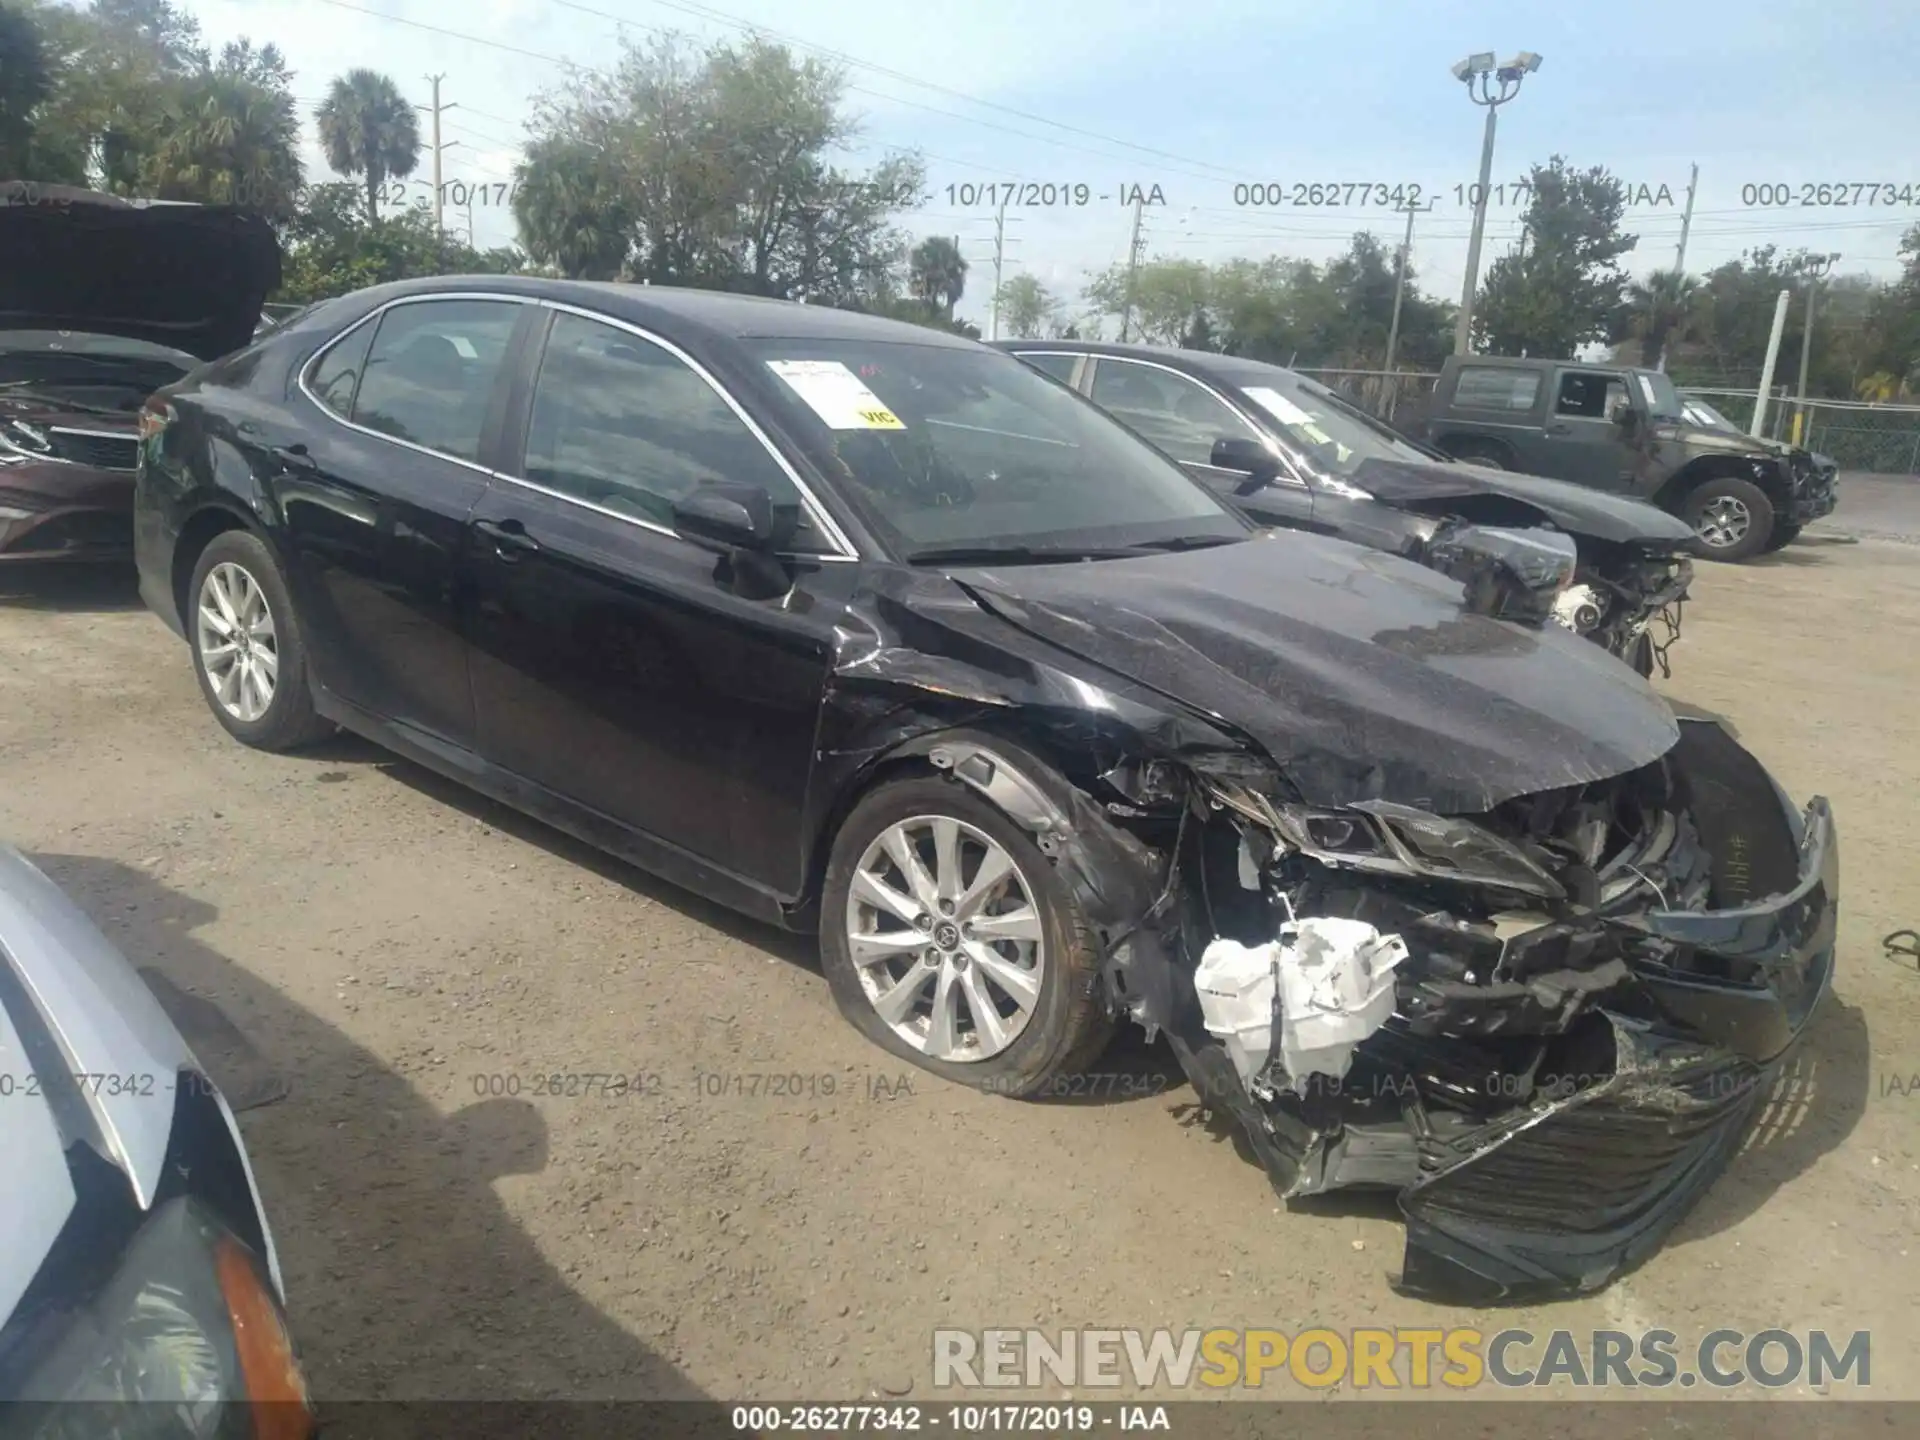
[904,534,1244,566]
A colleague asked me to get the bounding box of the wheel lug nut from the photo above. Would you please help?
[939,900,954,916]
[915,913,932,930]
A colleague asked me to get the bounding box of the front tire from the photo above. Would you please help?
[820,774,1114,1097]
[1762,519,1804,553]
[188,530,334,751]
[1682,477,1775,562]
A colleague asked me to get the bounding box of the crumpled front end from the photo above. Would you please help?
[1165,714,1836,1302]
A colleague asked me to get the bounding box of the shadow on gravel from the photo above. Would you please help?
[29,851,728,1424]
[0,561,143,611]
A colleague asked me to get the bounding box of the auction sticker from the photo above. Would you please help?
[766,360,906,430]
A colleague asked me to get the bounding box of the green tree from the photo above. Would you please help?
[143,40,303,219]
[515,32,922,300]
[277,179,523,303]
[1473,156,1638,357]
[1623,268,1701,368]
[908,234,968,318]
[992,272,1057,339]
[316,67,421,225]
[0,2,55,177]
[1082,255,1209,345]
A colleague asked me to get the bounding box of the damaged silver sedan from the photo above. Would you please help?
[135,279,1837,1304]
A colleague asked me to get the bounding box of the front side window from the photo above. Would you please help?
[1555,371,1626,421]
[1089,359,1264,467]
[1452,365,1541,413]
[350,299,522,463]
[747,338,1246,558]
[522,312,825,546]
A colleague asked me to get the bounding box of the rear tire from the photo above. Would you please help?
[1682,477,1775,563]
[187,530,335,751]
[820,773,1115,1098]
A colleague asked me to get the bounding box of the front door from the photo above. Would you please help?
[1542,367,1636,491]
[462,307,849,896]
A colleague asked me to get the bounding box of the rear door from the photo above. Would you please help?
[1543,367,1636,491]
[281,294,531,750]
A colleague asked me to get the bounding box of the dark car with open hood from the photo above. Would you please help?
[133,277,1836,1302]
[997,340,1698,678]
[0,183,282,564]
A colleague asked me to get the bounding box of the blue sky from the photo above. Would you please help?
[187,0,1920,325]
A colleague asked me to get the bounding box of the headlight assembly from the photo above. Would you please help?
[1201,777,1564,900]
[5,1198,311,1438]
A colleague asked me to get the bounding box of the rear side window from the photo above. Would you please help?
[1452,366,1541,413]
[350,299,522,463]
[307,321,375,418]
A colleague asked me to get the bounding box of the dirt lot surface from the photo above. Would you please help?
[1,507,1916,1412]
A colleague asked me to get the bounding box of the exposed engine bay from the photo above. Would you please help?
[1402,514,1691,678]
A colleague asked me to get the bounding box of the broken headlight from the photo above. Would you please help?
[1203,779,1564,901]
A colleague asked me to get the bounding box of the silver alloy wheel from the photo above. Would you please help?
[1695,494,1753,549]
[196,561,280,723]
[845,814,1045,1062]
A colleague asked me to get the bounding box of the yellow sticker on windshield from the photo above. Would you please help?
[767,360,908,429]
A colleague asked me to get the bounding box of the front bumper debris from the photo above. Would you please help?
[1159,717,1837,1304]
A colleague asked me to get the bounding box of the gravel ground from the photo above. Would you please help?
[0,525,1915,1412]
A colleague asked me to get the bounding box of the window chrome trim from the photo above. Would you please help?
[528,299,860,562]
[1086,355,1311,489]
[295,290,531,479]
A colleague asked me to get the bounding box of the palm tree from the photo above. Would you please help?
[316,68,421,224]
[1624,268,1701,369]
[908,235,968,319]
[147,54,304,220]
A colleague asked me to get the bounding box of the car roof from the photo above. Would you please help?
[333,274,985,351]
[995,338,1312,387]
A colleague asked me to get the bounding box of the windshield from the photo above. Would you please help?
[747,338,1249,558]
[1632,368,1686,420]
[1219,366,1434,478]
[0,330,198,389]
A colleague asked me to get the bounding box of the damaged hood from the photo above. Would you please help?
[0,184,282,361]
[954,532,1680,812]
[1348,457,1698,548]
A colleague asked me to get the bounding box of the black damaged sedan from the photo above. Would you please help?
[132,277,1837,1302]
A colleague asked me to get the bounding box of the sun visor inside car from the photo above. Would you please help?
[0,185,283,361]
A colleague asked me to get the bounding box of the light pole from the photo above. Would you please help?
[1450,50,1542,355]
[1792,251,1841,446]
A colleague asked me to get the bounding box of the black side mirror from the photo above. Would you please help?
[1209,436,1281,493]
[1609,397,1638,431]
[671,482,787,552]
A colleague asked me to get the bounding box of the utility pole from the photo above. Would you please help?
[1450,51,1542,355]
[1792,251,1841,445]
[1656,163,1700,374]
[1750,289,1792,440]
[1118,193,1146,343]
[1383,199,1428,374]
[1672,163,1699,273]
[988,196,1009,341]
[420,75,459,237]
